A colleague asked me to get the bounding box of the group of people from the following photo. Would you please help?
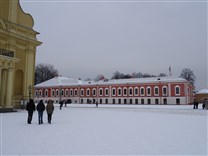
[193,98,208,110]
[26,99,54,124]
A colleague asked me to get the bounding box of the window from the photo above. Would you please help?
[129,87,133,96]
[105,88,109,96]
[39,90,42,97]
[154,87,159,95]
[99,88,103,96]
[118,99,121,104]
[123,88,127,96]
[140,87,145,96]
[45,90,48,97]
[124,99,127,104]
[176,98,180,104]
[74,89,77,96]
[135,99,138,104]
[81,99,83,104]
[129,99,132,104]
[141,99,144,104]
[162,86,167,96]
[52,89,55,97]
[147,87,151,96]
[80,89,84,96]
[118,88,122,96]
[56,89,59,97]
[112,88,116,96]
[87,88,90,96]
[61,89,64,96]
[35,90,38,97]
[155,99,159,104]
[70,89,73,97]
[113,99,115,104]
[175,86,180,95]
[99,99,102,104]
[105,99,108,104]
[147,99,151,104]
[65,89,68,97]
[134,87,139,96]
[92,88,96,96]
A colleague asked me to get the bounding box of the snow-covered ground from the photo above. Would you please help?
[1,104,207,155]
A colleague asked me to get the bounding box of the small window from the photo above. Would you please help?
[105,99,108,104]
[56,89,59,97]
[99,99,102,104]
[175,86,180,95]
[176,98,180,104]
[112,88,116,96]
[147,87,151,96]
[87,88,90,96]
[92,88,96,96]
[118,99,121,104]
[65,89,68,97]
[155,99,159,104]
[80,89,84,96]
[129,88,133,96]
[113,99,115,104]
[99,88,103,96]
[45,90,48,97]
[140,87,145,96]
[118,88,122,96]
[123,88,127,96]
[105,88,109,96]
[154,87,159,95]
[141,99,144,104]
[124,99,127,104]
[147,99,151,104]
[70,89,73,96]
[135,99,138,104]
[74,89,77,96]
[134,87,139,96]
[162,87,167,96]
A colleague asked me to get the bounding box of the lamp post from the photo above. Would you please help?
[28,85,32,100]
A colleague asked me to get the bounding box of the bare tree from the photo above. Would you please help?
[158,73,167,77]
[35,63,59,84]
[94,74,106,81]
[180,68,196,86]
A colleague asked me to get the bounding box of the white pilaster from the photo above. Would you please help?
[0,69,7,107]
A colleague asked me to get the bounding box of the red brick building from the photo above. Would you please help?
[34,76,194,105]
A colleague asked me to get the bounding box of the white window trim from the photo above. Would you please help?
[86,88,90,96]
[65,89,68,97]
[112,88,116,96]
[129,87,133,96]
[162,86,168,96]
[74,89,78,96]
[45,89,48,97]
[99,88,103,96]
[105,88,109,96]
[80,89,84,96]
[70,89,73,97]
[134,87,139,96]
[154,86,159,96]
[56,89,59,97]
[140,87,145,96]
[146,86,151,96]
[175,85,180,96]
[92,88,96,96]
[118,87,122,96]
[123,87,127,96]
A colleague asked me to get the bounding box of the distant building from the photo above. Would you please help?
[195,89,208,103]
[34,76,194,105]
[0,0,41,111]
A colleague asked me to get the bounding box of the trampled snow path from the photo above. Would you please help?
[1,104,207,155]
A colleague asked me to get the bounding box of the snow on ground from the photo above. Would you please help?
[1,104,207,156]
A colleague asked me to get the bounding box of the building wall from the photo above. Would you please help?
[34,81,194,105]
[0,0,41,109]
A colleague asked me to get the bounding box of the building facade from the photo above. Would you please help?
[34,76,194,105]
[0,0,41,110]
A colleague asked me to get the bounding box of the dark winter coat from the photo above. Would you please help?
[46,100,54,114]
[37,100,45,112]
[26,99,36,112]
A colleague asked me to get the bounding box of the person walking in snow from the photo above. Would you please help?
[36,100,45,124]
[46,99,54,124]
[193,98,198,109]
[26,99,36,124]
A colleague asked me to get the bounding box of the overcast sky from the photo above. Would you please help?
[20,0,207,90]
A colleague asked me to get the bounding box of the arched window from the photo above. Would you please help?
[35,90,38,97]
[56,89,59,97]
[112,88,116,96]
[99,88,103,96]
[51,89,55,97]
[92,88,96,96]
[80,89,84,96]
[74,89,78,96]
[154,86,159,96]
[146,87,151,96]
[39,90,42,97]
[105,88,109,96]
[134,87,139,96]
[86,88,90,96]
[162,86,168,96]
[45,89,48,97]
[140,87,145,96]
[118,87,122,96]
[175,86,180,95]
[129,87,133,96]
[70,89,73,97]
[65,89,68,97]
[123,87,127,96]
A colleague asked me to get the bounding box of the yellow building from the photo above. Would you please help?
[0,0,41,111]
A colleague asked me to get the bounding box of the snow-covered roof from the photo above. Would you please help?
[195,89,208,94]
[35,76,82,88]
[35,76,187,88]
